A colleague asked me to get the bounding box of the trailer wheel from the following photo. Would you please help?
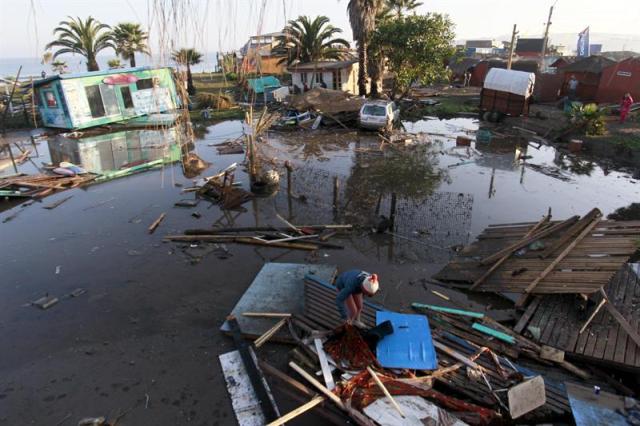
[482,111,492,122]
[489,111,501,123]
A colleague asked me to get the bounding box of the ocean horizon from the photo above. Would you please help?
[0,53,220,79]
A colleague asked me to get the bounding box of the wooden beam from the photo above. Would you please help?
[254,318,288,348]
[243,312,292,318]
[480,215,579,265]
[539,208,601,259]
[366,367,406,418]
[579,297,607,334]
[148,212,166,234]
[267,395,324,426]
[601,288,640,349]
[314,338,335,390]
[522,214,602,295]
[513,296,542,334]
[471,213,550,290]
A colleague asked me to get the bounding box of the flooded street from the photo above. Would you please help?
[1,118,638,424]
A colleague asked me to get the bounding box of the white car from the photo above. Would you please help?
[358,101,399,130]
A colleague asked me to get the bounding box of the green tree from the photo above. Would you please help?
[386,0,423,18]
[274,16,350,66]
[371,14,455,98]
[46,16,114,71]
[112,22,150,67]
[107,58,122,69]
[51,60,68,74]
[348,0,384,96]
[172,48,203,96]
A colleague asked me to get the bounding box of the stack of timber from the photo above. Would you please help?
[0,173,97,199]
[433,209,640,296]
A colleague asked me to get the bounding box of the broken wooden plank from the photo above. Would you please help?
[522,214,602,295]
[480,216,579,265]
[514,296,542,334]
[508,376,546,419]
[601,288,640,350]
[148,212,166,234]
[539,208,601,259]
[254,318,288,348]
[366,366,406,418]
[243,312,292,318]
[267,395,324,426]
[42,195,73,210]
[471,212,551,289]
[314,338,335,390]
[579,297,607,334]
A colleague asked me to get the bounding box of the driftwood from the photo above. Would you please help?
[148,212,166,234]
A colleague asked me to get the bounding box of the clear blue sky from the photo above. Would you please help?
[1,0,639,59]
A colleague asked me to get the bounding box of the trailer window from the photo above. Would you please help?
[120,86,134,109]
[136,78,154,90]
[44,91,58,108]
[85,85,106,118]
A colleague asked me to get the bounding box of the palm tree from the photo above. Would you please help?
[112,22,150,68]
[46,16,114,72]
[172,48,203,95]
[386,0,423,18]
[275,16,350,66]
[348,0,384,96]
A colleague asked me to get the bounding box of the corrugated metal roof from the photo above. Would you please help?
[562,55,617,73]
[32,66,171,88]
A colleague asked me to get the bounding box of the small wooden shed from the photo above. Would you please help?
[32,67,179,130]
[480,68,535,116]
[560,56,616,101]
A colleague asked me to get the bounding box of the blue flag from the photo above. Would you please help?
[577,27,590,57]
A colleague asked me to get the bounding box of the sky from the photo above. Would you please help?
[1,0,639,60]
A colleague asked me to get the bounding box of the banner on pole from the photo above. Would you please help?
[577,27,590,57]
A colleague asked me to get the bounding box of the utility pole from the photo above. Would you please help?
[507,24,518,70]
[540,5,554,70]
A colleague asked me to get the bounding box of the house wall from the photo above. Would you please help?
[290,65,359,94]
[36,68,178,130]
[561,71,602,101]
[596,59,640,103]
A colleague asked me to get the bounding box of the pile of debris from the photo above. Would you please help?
[0,172,96,199]
[285,88,365,127]
[216,262,636,426]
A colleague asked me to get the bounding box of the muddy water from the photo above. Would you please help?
[0,118,638,424]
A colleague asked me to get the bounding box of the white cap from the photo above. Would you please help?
[362,274,379,294]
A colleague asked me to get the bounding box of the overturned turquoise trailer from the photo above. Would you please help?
[32,67,180,130]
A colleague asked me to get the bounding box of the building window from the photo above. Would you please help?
[333,70,343,90]
[44,91,58,108]
[100,84,121,116]
[300,72,307,84]
[315,72,323,85]
[85,85,106,118]
[120,86,134,109]
[136,78,154,90]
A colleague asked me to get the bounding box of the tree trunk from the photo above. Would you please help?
[187,65,195,95]
[87,54,99,72]
[130,54,136,68]
[357,41,368,97]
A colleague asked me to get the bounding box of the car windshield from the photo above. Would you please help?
[362,105,387,116]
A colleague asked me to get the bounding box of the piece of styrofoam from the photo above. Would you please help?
[508,376,546,419]
[376,311,438,370]
[219,349,279,426]
[364,395,468,426]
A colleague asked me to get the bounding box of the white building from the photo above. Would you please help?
[287,60,362,94]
